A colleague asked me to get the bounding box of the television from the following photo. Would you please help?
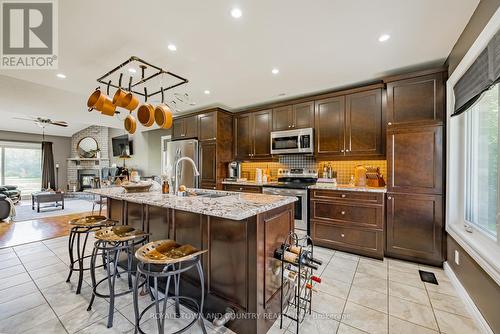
[111,135,134,157]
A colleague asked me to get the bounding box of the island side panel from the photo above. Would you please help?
[107,198,124,223]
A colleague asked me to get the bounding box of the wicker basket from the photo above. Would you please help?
[121,181,153,193]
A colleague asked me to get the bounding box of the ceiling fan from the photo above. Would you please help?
[13,116,68,128]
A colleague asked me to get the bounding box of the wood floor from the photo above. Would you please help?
[0,211,97,248]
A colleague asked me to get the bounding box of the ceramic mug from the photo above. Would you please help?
[154,104,173,129]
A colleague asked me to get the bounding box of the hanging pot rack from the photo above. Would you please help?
[95,56,189,102]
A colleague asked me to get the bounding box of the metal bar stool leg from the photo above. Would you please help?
[65,228,76,283]
[153,276,163,333]
[160,274,172,332]
[174,269,181,318]
[106,246,121,328]
[133,268,141,334]
[196,260,208,334]
[87,242,100,311]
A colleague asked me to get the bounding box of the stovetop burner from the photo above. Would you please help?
[265,168,318,189]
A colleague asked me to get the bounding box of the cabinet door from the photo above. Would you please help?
[345,89,383,156]
[386,193,444,265]
[252,109,272,158]
[199,140,217,188]
[315,97,345,155]
[272,106,292,131]
[386,72,444,127]
[293,101,314,129]
[234,114,252,160]
[198,112,217,141]
[387,125,443,194]
[184,115,198,138]
[172,118,185,140]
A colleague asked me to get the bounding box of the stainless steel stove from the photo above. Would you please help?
[262,168,317,230]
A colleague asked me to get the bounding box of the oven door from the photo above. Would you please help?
[262,187,307,230]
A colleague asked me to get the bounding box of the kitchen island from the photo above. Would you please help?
[87,187,296,334]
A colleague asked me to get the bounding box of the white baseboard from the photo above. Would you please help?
[443,262,493,334]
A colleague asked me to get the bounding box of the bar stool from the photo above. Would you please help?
[87,226,149,328]
[133,240,208,334]
[66,215,115,294]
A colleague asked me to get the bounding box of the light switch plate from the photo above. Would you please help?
[454,250,460,265]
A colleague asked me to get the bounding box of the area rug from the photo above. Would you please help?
[12,198,96,222]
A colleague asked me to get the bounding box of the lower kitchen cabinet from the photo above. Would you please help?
[223,184,262,193]
[386,192,444,266]
[310,189,385,259]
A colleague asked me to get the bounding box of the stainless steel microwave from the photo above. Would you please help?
[270,128,314,155]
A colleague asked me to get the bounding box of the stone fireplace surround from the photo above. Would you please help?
[67,126,110,191]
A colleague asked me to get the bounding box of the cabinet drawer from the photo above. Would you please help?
[223,184,262,193]
[311,201,383,229]
[310,189,384,204]
[311,222,383,259]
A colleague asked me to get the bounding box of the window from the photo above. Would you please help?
[0,141,42,195]
[465,83,500,240]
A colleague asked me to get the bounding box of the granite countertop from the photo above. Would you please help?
[86,187,296,221]
[309,183,387,193]
[221,180,277,186]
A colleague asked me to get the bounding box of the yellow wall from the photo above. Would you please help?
[241,160,387,184]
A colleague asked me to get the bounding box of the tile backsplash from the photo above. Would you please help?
[240,156,386,184]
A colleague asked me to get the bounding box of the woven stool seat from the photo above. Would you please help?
[135,239,207,265]
[95,226,148,242]
[69,215,113,227]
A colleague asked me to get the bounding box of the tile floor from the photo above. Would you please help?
[0,234,481,334]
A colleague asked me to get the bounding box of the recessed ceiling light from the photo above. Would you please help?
[204,90,211,95]
[56,73,66,79]
[128,68,137,74]
[230,8,242,18]
[378,34,390,42]
[272,68,279,75]
[168,44,177,51]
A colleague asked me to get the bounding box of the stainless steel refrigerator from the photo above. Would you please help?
[165,139,199,188]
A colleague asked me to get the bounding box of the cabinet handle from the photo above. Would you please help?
[288,125,291,128]
[341,149,344,153]
[341,234,345,238]
[388,196,392,200]
[345,149,350,152]
[292,124,295,128]
[388,122,392,126]
[341,211,346,215]
[341,194,346,198]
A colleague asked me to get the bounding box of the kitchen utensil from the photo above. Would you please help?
[112,88,128,107]
[124,113,137,134]
[87,89,107,111]
[137,103,155,126]
[115,91,139,111]
[100,98,117,116]
[154,104,173,129]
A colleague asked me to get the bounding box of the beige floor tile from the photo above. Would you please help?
[328,258,358,273]
[0,303,57,334]
[317,277,351,299]
[0,264,25,280]
[352,271,388,294]
[388,269,424,289]
[337,323,369,333]
[424,281,457,297]
[75,311,134,334]
[388,259,420,274]
[0,281,39,304]
[389,316,437,334]
[0,271,32,290]
[388,296,437,331]
[295,312,340,334]
[388,281,429,305]
[0,247,13,255]
[321,265,356,284]
[22,318,67,334]
[359,256,388,267]
[434,309,480,334]
[29,261,67,279]
[342,301,388,334]
[0,257,21,270]
[311,290,346,317]
[356,261,387,280]
[348,285,388,314]
[334,251,360,263]
[0,291,47,321]
[428,290,470,317]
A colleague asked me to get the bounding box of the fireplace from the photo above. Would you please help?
[77,169,100,191]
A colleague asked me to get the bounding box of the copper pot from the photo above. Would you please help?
[87,89,107,111]
[124,114,137,134]
[120,92,140,111]
[112,89,128,107]
[100,99,117,116]
[154,104,173,129]
[137,103,155,127]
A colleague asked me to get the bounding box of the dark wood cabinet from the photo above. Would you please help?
[345,89,384,156]
[199,140,217,189]
[272,102,314,131]
[223,184,262,193]
[310,189,385,259]
[386,193,444,265]
[234,110,272,160]
[387,125,443,194]
[386,72,444,128]
[198,112,217,141]
[172,115,198,140]
[315,96,345,155]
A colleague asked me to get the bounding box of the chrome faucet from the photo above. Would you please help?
[174,157,200,195]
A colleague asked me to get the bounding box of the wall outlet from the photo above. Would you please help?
[454,250,460,265]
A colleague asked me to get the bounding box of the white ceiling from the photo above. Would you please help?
[0,0,479,136]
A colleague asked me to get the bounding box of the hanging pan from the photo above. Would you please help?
[154,88,173,129]
[137,87,155,127]
[124,114,137,134]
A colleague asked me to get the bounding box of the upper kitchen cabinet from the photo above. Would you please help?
[172,115,198,140]
[315,96,345,156]
[272,102,314,131]
[387,125,443,194]
[315,88,384,158]
[198,112,217,141]
[345,89,384,156]
[199,140,217,189]
[385,70,445,128]
[234,110,272,160]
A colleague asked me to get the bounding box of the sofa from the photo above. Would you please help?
[0,194,12,221]
[0,185,20,203]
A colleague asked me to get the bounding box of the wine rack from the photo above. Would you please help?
[275,232,321,334]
